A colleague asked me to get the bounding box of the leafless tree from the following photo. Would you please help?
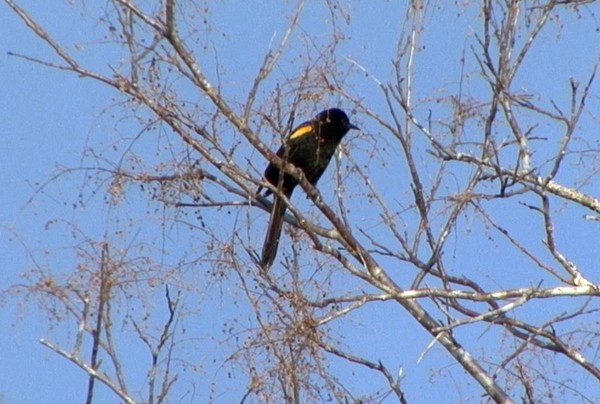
[5,0,600,402]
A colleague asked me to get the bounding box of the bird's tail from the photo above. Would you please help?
[261,193,287,269]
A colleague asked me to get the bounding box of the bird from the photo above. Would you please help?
[260,108,359,269]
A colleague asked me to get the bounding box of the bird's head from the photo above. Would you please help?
[315,108,359,135]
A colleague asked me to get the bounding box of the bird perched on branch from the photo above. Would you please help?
[260,108,359,268]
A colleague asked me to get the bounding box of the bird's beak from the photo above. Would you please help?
[348,122,359,130]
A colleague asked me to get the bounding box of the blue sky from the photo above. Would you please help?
[2,1,600,403]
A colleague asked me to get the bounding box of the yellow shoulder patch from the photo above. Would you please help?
[289,123,313,140]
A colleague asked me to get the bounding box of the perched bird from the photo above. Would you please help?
[260,108,359,268]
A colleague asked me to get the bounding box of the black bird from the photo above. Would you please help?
[260,108,359,268]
